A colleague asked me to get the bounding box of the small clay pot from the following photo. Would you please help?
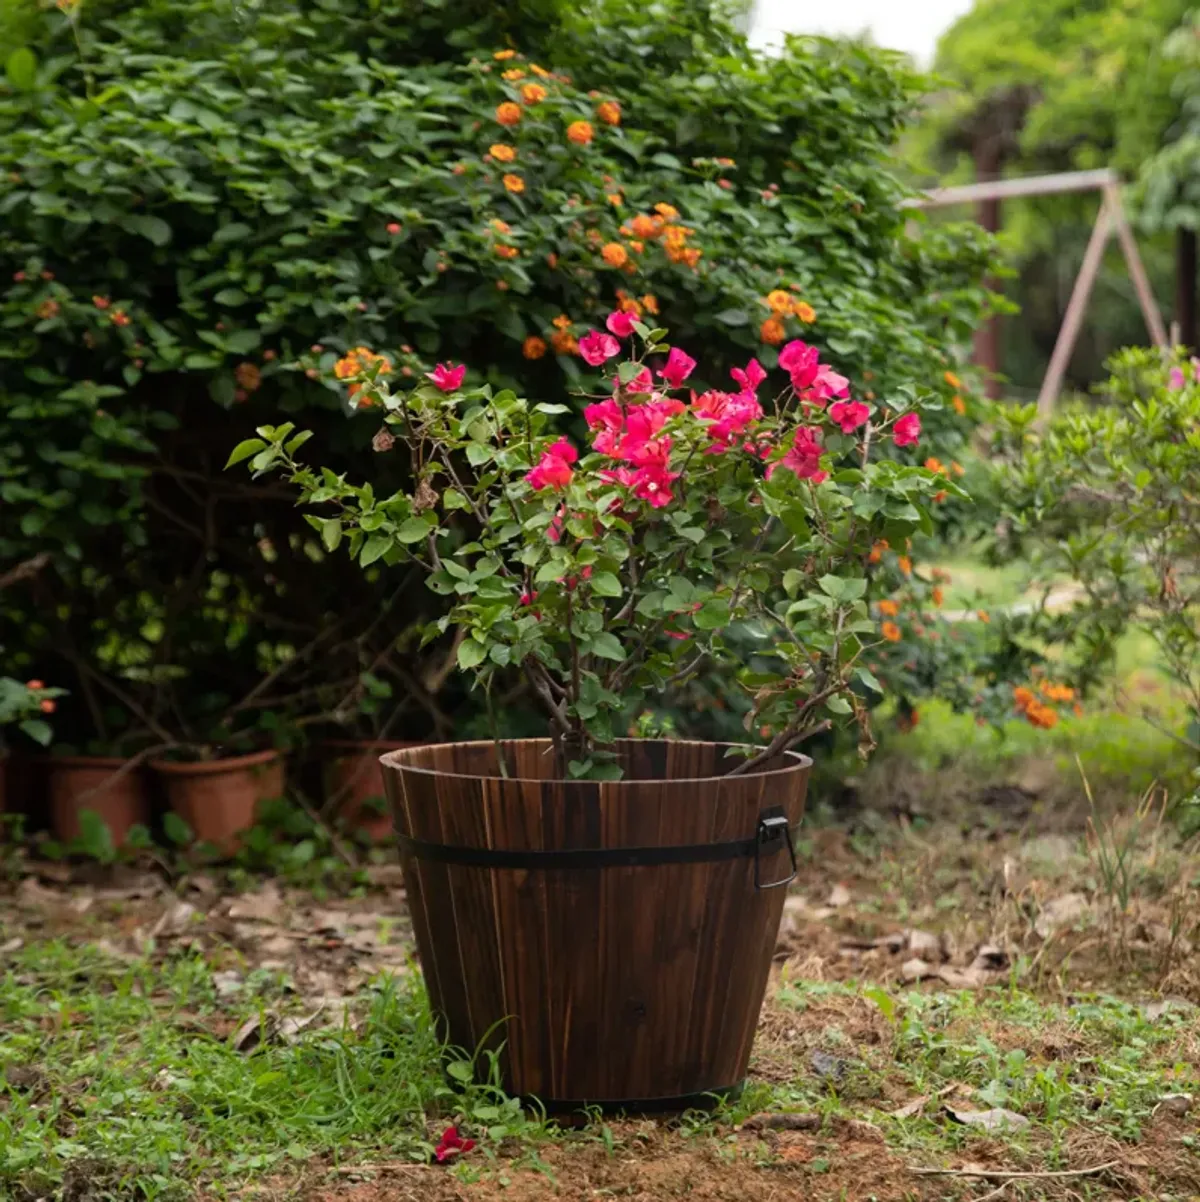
[47,756,150,846]
[323,739,415,841]
[151,749,284,853]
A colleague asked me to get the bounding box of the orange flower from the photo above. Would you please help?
[792,300,816,323]
[495,102,522,127]
[616,292,642,315]
[1025,700,1058,729]
[662,224,689,251]
[522,335,547,360]
[495,244,519,259]
[868,539,889,564]
[92,295,110,310]
[944,370,962,389]
[934,490,948,503]
[494,49,516,60]
[552,314,572,329]
[520,83,547,105]
[334,352,361,379]
[530,63,551,78]
[766,289,792,314]
[502,68,525,81]
[567,120,594,145]
[976,609,990,623]
[759,316,785,345]
[881,621,902,642]
[641,294,659,315]
[680,246,701,268]
[111,310,131,326]
[601,242,628,268]
[502,173,525,193]
[931,586,944,607]
[631,213,661,239]
[235,362,262,392]
[550,329,579,355]
[35,299,59,319]
[26,679,45,690]
[924,457,945,474]
[489,143,516,162]
[655,202,679,220]
[952,394,967,416]
[897,555,912,576]
[1013,686,1036,712]
[952,462,965,477]
[491,218,511,233]
[1040,682,1076,703]
[607,192,623,206]
[877,599,899,617]
[596,100,621,126]
[40,698,56,714]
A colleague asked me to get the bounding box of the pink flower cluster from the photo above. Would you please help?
[778,340,850,407]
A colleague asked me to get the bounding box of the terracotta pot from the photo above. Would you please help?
[323,739,416,841]
[382,738,810,1111]
[151,749,284,853]
[47,756,150,846]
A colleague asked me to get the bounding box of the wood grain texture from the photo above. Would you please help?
[381,739,809,1108]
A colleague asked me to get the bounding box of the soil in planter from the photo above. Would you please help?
[47,757,150,846]
[152,750,284,853]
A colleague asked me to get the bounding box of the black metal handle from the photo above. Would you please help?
[753,807,797,890]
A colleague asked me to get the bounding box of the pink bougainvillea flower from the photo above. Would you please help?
[599,465,639,488]
[584,397,625,454]
[1169,365,1187,390]
[613,366,655,394]
[658,346,696,388]
[665,627,691,640]
[692,389,762,449]
[807,364,850,404]
[729,358,767,394]
[893,412,921,447]
[828,400,870,433]
[630,462,677,507]
[426,362,466,392]
[527,438,578,491]
[579,330,621,366]
[778,340,820,390]
[605,310,637,338]
[519,589,539,605]
[767,426,826,483]
[433,1126,476,1164]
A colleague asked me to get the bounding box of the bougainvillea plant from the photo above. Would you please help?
[234,318,963,777]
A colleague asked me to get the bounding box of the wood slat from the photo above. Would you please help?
[382,739,809,1108]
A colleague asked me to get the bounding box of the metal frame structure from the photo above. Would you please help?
[903,168,1167,417]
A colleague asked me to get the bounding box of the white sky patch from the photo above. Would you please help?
[749,0,975,66]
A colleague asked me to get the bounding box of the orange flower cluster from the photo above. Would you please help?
[550,329,578,355]
[35,299,59,319]
[567,120,594,145]
[495,102,521,127]
[760,317,785,345]
[1013,686,1058,729]
[489,143,516,162]
[502,68,525,81]
[596,100,621,126]
[764,289,815,323]
[235,362,261,392]
[502,173,524,193]
[601,242,628,268]
[333,346,392,405]
[522,335,547,359]
[877,599,899,617]
[520,83,547,105]
[615,290,658,317]
[1040,681,1076,703]
[495,244,519,259]
[615,207,700,268]
[881,620,902,642]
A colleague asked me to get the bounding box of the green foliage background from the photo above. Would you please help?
[0,0,994,754]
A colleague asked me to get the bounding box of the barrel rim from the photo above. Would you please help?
[379,737,812,786]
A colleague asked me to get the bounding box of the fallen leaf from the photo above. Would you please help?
[1153,1094,1193,1118]
[228,884,283,923]
[944,1105,1030,1132]
[901,957,938,982]
[907,929,942,959]
[827,883,851,908]
[742,1112,821,1132]
[1,936,23,955]
[889,1095,929,1119]
[810,1050,852,1083]
[213,969,244,998]
[1034,892,1090,939]
[1142,998,1196,1022]
[150,900,198,939]
[231,1013,273,1053]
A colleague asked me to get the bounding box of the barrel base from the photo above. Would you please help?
[525,1079,745,1116]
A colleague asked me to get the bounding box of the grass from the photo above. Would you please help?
[0,946,542,1201]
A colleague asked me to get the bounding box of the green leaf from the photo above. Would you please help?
[443,488,470,510]
[225,330,262,354]
[588,571,622,597]
[123,215,172,247]
[714,308,749,327]
[18,718,52,747]
[396,517,431,543]
[693,598,729,630]
[360,534,391,566]
[320,518,342,553]
[214,222,253,244]
[162,811,193,846]
[826,696,853,714]
[854,665,884,693]
[446,1059,474,1083]
[457,639,487,670]
[588,632,626,661]
[226,438,267,468]
[5,47,37,92]
[817,575,845,599]
[782,569,804,597]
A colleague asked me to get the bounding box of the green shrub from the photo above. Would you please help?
[0,0,996,754]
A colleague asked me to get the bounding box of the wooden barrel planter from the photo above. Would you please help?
[381,738,809,1112]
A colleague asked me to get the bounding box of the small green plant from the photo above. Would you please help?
[0,676,65,749]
